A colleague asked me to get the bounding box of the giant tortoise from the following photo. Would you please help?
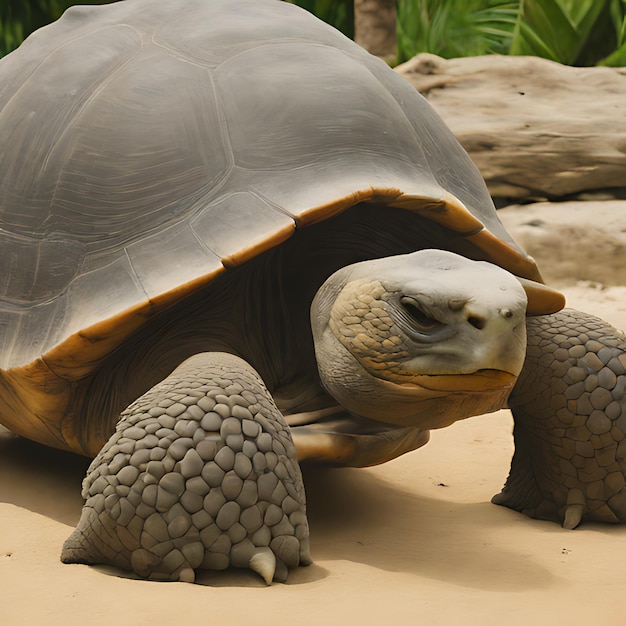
[1,0,625,585]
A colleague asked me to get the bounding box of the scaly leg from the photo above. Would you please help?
[494,309,626,528]
[61,352,311,583]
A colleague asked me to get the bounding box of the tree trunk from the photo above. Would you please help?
[354,0,396,63]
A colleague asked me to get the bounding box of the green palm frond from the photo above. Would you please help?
[509,0,619,65]
[599,0,626,64]
[397,0,519,63]
[472,5,519,54]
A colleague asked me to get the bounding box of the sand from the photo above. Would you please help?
[1,201,626,626]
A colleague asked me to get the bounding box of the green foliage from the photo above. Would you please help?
[285,0,354,38]
[598,0,626,65]
[0,0,109,57]
[396,0,626,66]
[509,0,620,66]
[396,0,518,64]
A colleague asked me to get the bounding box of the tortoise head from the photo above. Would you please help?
[311,249,527,431]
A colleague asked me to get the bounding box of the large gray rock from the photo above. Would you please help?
[498,200,626,285]
[396,54,626,200]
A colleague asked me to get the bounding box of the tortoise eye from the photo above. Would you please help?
[400,297,441,331]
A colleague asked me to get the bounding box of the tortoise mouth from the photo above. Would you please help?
[400,368,517,391]
[284,368,515,433]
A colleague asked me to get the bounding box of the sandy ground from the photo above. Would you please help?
[1,201,626,626]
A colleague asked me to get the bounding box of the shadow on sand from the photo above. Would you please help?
[0,426,574,590]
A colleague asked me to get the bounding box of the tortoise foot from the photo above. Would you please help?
[497,309,626,528]
[61,353,311,583]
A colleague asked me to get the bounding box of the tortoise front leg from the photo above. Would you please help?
[61,352,311,583]
[494,309,626,528]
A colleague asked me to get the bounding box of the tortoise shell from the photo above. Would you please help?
[0,0,561,455]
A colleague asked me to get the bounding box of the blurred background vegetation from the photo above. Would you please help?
[0,0,103,56]
[396,0,626,64]
[1,0,625,66]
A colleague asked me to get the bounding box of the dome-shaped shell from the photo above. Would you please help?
[0,0,561,453]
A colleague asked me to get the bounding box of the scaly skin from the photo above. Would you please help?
[62,256,626,588]
[61,352,311,583]
[495,309,626,528]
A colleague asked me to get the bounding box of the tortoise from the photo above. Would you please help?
[1,0,625,585]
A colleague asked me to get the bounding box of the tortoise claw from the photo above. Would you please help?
[249,548,276,585]
[563,504,584,530]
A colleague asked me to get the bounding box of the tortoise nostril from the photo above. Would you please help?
[499,308,514,320]
[467,315,487,330]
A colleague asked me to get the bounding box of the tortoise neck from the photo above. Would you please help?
[63,204,489,455]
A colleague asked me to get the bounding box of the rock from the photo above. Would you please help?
[395,54,626,200]
[498,200,626,285]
